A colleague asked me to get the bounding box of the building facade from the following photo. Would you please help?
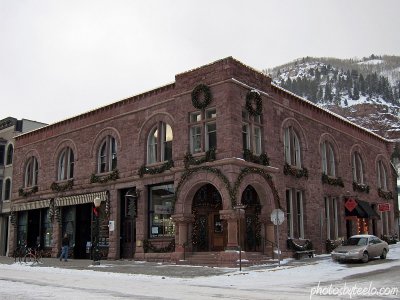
[0,117,46,256]
[9,58,398,264]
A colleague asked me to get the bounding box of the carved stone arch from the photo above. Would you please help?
[52,139,79,164]
[19,149,41,175]
[280,117,308,151]
[349,143,367,180]
[137,112,175,147]
[175,171,231,215]
[374,153,391,183]
[90,127,122,159]
[234,170,281,214]
[319,133,341,164]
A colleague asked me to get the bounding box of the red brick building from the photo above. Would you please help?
[9,57,398,264]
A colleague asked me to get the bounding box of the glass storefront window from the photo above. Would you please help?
[41,208,53,247]
[17,211,28,246]
[149,184,175,238]
[62,206,75,247]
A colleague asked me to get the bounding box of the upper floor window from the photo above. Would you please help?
[352,151,364,184]
[0,143,5,166]
[98,136,117,173]
[6,144,13,165]
[25,156,39,187]
[284,126,301,168]
[377,160,387,190]
[58,147,75,181]
[147,122,173,164]
[242,111,262,155]
[321,141,336,177]
[189,108,216,154]
[4,178,11,200]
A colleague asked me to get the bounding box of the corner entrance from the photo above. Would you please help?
[192,184,226,252]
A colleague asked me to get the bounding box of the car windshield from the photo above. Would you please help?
[345,237,368,246]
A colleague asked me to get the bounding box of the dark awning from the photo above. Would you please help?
[345,199,380,220]
[357,200,380,220]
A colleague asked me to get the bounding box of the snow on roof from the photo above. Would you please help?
[271,83,391,143]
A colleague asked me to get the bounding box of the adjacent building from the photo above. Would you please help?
[8,57,398,265]
[0,117,46,256]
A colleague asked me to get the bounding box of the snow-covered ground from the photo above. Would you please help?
[1,244,400,299]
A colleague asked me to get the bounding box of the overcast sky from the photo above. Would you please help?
[1,0,399,125]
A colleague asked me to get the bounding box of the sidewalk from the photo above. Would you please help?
[0,254,330,278]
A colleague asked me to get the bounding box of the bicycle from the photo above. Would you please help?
[24,244,43,264]
[12,245,26,263]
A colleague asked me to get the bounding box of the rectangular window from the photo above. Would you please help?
[190,126,202,153]
[17,211,28,246]
[325,197,338,240]
[149,184,175,238]
[286,189,293,237]
[190,112,201,123]
[0,179,3,201]
[0,144,5,166]
[286,188,304,238]
[206,108,216,119]
[41,208,52,248]
[254,126,262,155]
[242,124,250,150]
[296,191,304,239]
[206,123,216,150]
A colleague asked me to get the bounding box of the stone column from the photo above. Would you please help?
[134,184,146,259]
[107,189,119,259]
[171,214,194,252]
[220,209,239,250]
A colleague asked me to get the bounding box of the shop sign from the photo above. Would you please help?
[154,205,173,214]
[345,198,358,212]
[378,203,391,212]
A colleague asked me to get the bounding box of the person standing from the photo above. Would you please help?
[59,233,70,262]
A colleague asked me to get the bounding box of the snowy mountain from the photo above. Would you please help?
[265,55,400,140]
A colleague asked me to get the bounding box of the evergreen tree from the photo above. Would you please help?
[352,82,360,100]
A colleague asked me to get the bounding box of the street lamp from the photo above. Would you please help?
[93,196,102,265]
[234,204,247,271]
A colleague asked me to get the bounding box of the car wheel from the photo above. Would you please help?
[380,249,387,259]
[361,251,369,263]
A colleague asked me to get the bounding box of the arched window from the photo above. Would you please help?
[25,156,38,187]
[58,147,74,181]
[98,136,117,173]
[321,141,336,177]
[6,144,13,165]
[352,151,364,184]
[284,126,301,168]
[377,160,387,190]
[147,122,173,164]
[4,178,11,200]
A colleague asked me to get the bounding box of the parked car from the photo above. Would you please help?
[331,234,389,263]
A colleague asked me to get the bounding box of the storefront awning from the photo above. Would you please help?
[11,199,51,212]
[345,199,380,220]
[55,191,108,207]
[357,200,380,219]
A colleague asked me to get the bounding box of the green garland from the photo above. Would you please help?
[50,179,74,192]
[90,169,120,184]
[143,239,175,253]
[245,90,263,116]
[18,186,38,197]
[138,160,174,178]
[243,149,269,166]
[175,165,281,209]
[283,163,308,179]
[321,174,344,187]
[352,182,370,193]
[184,148,216,169]
[378,188,393,199]
[191,84,212,110]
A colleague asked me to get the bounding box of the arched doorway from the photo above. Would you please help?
[192,184,226,251]
[241,185,261,252]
